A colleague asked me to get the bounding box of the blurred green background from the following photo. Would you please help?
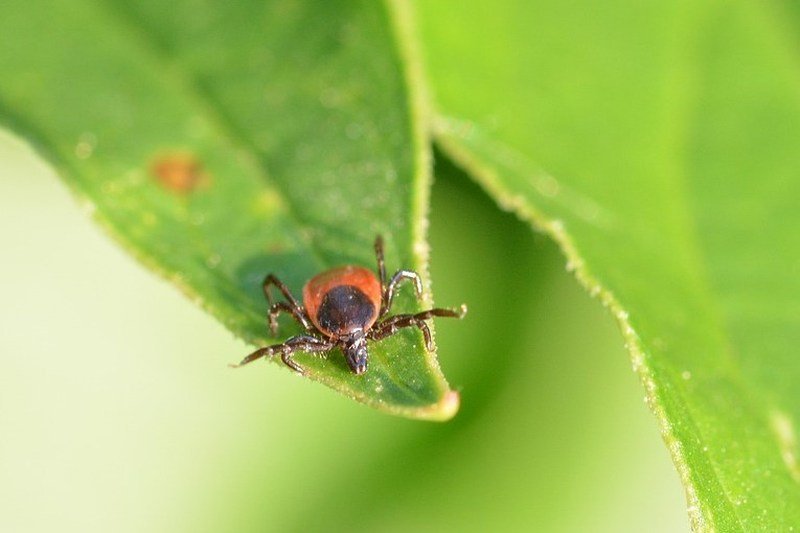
[0,130,686,531]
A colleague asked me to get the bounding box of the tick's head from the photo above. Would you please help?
[343,336,369,375]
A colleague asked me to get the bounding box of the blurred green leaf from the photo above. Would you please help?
[0,0,459,420]
[414,0,800,526]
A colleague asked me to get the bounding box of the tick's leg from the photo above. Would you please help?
[262,274,312,334]
[278,336,333,374]
[374,236,423,317]
[370,306,467,350]
[263,273,303,309]
[268,302,313,336]
[409,305,467,322]
[369,314,433,350]
[381,270,424,318]
[374,235,387,292]
[231,335,333,374]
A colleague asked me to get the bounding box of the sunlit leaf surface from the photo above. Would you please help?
[414,0,800,527]
[0,0,457,419]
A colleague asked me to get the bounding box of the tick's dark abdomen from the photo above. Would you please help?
[316,285,377,335]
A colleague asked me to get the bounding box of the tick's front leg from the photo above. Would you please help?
[370,306,467,350]
[231,335,333,374]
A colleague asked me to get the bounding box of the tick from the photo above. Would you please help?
[232,236,466,375]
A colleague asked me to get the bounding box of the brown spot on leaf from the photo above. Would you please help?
[150,153,209,193]
[268,241,288,254]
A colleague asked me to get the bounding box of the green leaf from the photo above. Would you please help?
[413,0,800,527]
[0,0,459,420]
